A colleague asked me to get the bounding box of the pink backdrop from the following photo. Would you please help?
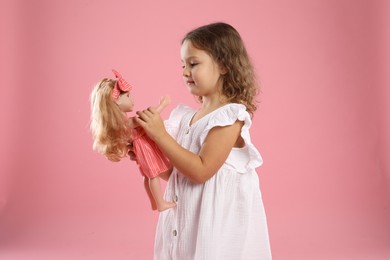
[1,0,389,259]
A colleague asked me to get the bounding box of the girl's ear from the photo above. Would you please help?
[219,64,228,75]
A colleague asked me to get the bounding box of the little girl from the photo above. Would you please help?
[136,23,272,259]
[90,69,176,212]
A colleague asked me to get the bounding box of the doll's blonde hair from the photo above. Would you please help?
[90,79,129,162]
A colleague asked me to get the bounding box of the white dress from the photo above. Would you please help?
[154,104,272,260]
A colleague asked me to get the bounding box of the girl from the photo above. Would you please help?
[90,69,175,212]
[136,23,272,259]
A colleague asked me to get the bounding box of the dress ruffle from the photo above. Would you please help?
[200,104,263,173]
[164,104,195,139]
[166,104,263,173]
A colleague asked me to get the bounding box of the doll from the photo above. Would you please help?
[90,69,175,212]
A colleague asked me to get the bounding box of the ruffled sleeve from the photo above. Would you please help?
[200,104,263,172]
[164,104,195,139]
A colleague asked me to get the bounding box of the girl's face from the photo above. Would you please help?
[180,40,225,98]
[115,91,134,112]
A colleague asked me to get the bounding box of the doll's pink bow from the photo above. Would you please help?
[111,69,133,100]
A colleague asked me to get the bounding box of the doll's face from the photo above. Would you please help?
[115,91,134,112]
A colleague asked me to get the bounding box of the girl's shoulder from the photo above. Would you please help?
[199,103,253,143]
[208,103,250,123]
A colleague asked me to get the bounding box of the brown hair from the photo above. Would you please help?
[182,22,259,115]
[90,79,129,162]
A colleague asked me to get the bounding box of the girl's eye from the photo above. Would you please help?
[182,63,198,69]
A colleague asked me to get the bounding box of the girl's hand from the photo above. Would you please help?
[127,142,137,161]
[135,107,167,142]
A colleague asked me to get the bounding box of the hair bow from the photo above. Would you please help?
[111,69,133,99]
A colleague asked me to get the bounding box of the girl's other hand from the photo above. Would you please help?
[128,142,136,161]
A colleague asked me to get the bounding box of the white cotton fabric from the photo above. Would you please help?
[155,104,272,260]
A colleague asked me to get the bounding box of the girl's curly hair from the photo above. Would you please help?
[182,22,259,116]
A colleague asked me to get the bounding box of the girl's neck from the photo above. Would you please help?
[190,96,229,127]
[200,95,229,112]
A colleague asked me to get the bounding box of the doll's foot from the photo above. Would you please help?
[157,201,176,212]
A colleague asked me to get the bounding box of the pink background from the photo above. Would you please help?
[1,0,389,259]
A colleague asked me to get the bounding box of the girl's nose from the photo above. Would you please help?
[182,67,190,77]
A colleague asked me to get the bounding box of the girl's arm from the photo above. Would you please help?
[135,107,243,184]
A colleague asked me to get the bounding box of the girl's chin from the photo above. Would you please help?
[188,89,200,96]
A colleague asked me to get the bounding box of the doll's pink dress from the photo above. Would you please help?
[131,127,171,178]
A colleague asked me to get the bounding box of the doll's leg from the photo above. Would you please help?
[144,177,157,210]
[149,175,176,212]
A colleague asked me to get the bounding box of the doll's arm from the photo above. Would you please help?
[127,96,170,128]
[155,96,171,113]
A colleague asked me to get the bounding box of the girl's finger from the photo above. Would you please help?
[143,109,153,117]
[136,111,148,120]
[129,153,137,161]
[135,116,147,126]
[147,107,158,114]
